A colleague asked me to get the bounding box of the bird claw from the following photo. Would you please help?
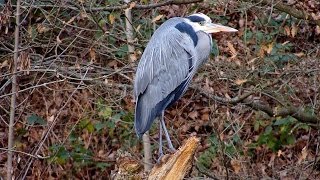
[157,153,164,164]
[169,148,177,154]
[157,148,176,164]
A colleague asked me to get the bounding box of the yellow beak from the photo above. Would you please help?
[202,23,238,34]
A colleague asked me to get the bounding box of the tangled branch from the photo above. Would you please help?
[243,0,320,26]
[193,85,320,126]
[25,0,203,11]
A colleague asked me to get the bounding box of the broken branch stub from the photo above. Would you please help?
[148,136,200,180]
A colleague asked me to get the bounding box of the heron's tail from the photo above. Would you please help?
[134,97,158,138]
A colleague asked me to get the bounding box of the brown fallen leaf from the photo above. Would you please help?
[297,146,308,164]
[37,24,50,34]
[0,60,9,68]
[109,14,116,25]
[294,52,305,57]
[231,159,241,174]
[291,23,298,37]
[266,42,274,54]
[89,48,96,63]
[107,60,118,68]
[201,113,209,121]
[188,111,198,120]
[47,115,54,122]
[227,41,237,58]
[315,26,320,35]
[234,79,247,85]
[259,44,267,58]
[268,153,275,167]
[284,26,291,36]
[152,15,164,23]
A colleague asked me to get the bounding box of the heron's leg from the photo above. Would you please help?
[157,119,164,163]
[160,111,176,153]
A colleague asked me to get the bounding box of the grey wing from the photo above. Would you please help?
[134,24,197,137]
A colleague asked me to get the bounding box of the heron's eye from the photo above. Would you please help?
[199,21,206,26]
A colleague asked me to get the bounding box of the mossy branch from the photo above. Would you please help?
[193,86,320,126]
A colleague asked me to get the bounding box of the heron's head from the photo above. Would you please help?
[185,13,238,34]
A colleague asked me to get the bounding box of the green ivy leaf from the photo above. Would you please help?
[264,125,273,134]
[94,122,106,131]
[286,135,295,145]
[49,145,69,164]
[27,114,46,125]
[274,116,296,126]
[99,107,113,119]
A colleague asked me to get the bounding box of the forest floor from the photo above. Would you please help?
[0,0,320,179]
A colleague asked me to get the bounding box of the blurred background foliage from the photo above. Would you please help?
[0,0,319,179]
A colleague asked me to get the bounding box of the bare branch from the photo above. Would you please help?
[243,0,320,26]
[26,0,203,11]
[194,86,320,126]
[7,0,21,179]
[124,0,137,63]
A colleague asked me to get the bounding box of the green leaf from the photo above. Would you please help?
[254,120,261,131]
[99,107,113,119]
[96,162,112,169]
[274,116,296,126]
[27,114,46,125]
[78,119,94,132]
[225,144,237,157]
[79,119,90,129]
[115,45,129,58]
[68,132,77,142]
[49,145,70,164]
[17,128,28,136]
[94,122,106,131]
[98,19,107,28]
[294,123,310,131]
[106,120,115,129]
[264,125,273,134]
[256,31,264,43]
[106,0,120,5]
[232,134,241,143]
[245,30,253,40]
[286,135,295,144]
[86,122,95,133]
[211,39,219,57]
[28,25,38,40]
[122,111,134,122]
[112,112,123,122]
[266,137,279,151]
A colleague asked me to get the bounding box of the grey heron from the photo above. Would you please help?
[134,13,237,159]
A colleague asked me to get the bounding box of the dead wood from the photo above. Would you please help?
[148,136,200,180]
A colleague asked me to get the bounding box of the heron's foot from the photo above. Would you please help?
[157,152,164,164]
[168,147,177,154]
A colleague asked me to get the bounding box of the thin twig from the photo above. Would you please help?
[243,0,320,26]
[20,67,90,179]
[0,79,66,99]
[7,0,21,179]
[0,147,49,159]
[24,0,203,11]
